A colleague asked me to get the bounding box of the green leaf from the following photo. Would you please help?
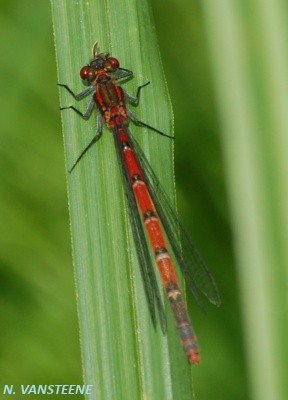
[51,0,194,398]
[202,1,288,399]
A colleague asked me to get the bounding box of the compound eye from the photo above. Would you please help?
[106,57,120,71]
[80,66,90,80]
[80,66,96,81]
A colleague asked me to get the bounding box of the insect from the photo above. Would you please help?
[58,43,220,364]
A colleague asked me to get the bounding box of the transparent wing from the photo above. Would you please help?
[129,134,221,308]
[112,132,167,333]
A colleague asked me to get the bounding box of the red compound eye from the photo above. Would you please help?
[107,57,120,71]
[80,66,96,81]
[80,66,89,80]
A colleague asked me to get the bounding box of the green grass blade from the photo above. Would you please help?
[202,1,288,399]
[50,0,194,398]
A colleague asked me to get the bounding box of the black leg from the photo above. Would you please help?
[127,110,174,139]
[113,68,134,81]
[124,82,150,105]
[58,84,94,100]
[60,97,95,120]
[69,132,102,173]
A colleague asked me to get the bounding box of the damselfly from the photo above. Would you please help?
[58,43,220,364]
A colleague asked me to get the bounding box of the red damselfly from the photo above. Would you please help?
[58,43,220,364]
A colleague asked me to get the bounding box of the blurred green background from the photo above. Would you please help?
[0,1,247,399]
